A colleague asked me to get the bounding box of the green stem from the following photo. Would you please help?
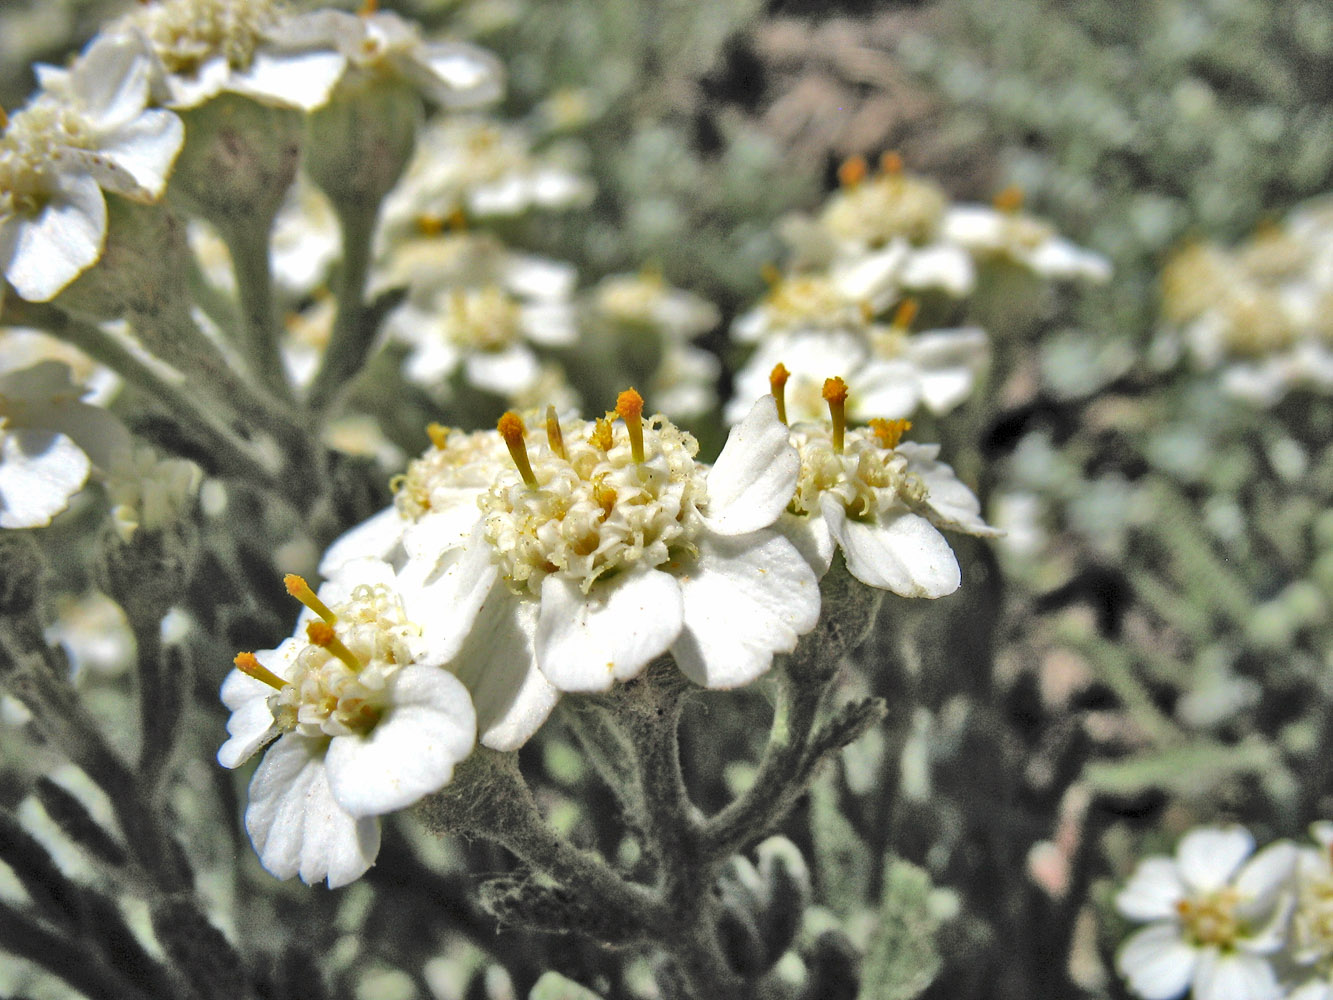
[305,203,377,415]
[222,224,293,403]
[5,301,279,488]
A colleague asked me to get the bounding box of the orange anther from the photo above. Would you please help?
[498,411,538,487]
[823,377,848,453]
[892,298,919,330]
[838,155,868,188]
[770,363,790,425]
[306,621,360,671]
[993,185,1024,214]
[426,422,450,450]
[880,151,903,175]
[545,405,566,459]
[590,416,613,452]
[616,388,646,463]
[283,574,336,623]
[870,418,911,449]
[234,652,287,692]
[415,214,445,237]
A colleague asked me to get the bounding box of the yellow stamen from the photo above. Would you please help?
[760,262,781,287]
[880,151,903,176]
[498,411,538,487]
[358,0,378,13]
[770,363,790,425]
[0,106,8,131]
[993,185,1024,214]
[823,377,848,454]
[415,213,445,237]
[593,477,617,521]
[616,388,645,463]
[306,621,361,671]
[838,155,868,188]
[426,422,450,450]
[234,652,287,692]
[870,418,911,449]
[284,574,336,624]
[892,298,918,331]
[590,416,613,452]
[545,405,566,459]
[448,208,468,231]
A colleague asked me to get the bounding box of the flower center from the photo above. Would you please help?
[441,286,522,352]
[821,154,948,247]
[392,424,509,520]
[1292,858,1333,960]
[0,100,94,215]
[136,0,282,75]
[765,274,864,332]
[1176,888,1243,949]
[480,395,707,595]
[234,574,420,739]
[787,376,924,521]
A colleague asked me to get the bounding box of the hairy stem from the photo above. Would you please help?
[305,203,377,415]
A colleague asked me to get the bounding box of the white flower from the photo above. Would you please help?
[310,8,502,108]
[395,392,819,708]
[589,270,719,342]
[1115,825,1298,1000]
[941,192,1110,283]
[650,342,720,421]
[772,376,994,598]
[1,33,184,301]
[386,241,578,400]
[108,0,347,111]
[732,249,903,345]
[725,322,989,426]
[378,116,592,232]
[101,442,202,543]
[0,360,131,529]
[1287,822,1333,975]
[218,559,476,888]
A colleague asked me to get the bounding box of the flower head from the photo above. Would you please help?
[1,33,184,300]
[1115,825,1298,1000]
[769,374,994,597]
[941,188,1111,283]
[218,560,476,887]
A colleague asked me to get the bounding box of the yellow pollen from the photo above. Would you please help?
[993,185,1024,214]
[770,363,790,425]
[593,477,617,521]
[590,415,613,452]
[880,151,903,175]
[498,411,538,487]
[838,155,868,188]
[760,262,781,286]
[545,405,566,459]
[283,574,337,624]
[616,388,645,463]
[870,418,912,449]
[823,377,848,454]
[415,213,445,237]
[892,298,919,330]
[426,422,450,450]
[306,621,361,671]
[234,652,287,692]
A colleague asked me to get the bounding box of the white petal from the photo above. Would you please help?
[775,510,835,578]
[899,243,975,296]
[230,49,347,111]
[92,110,185,201]
[823,496,960,597]
[703,395,798,535]
[519,301,578,346]
[72,34,152,129]
[1234,840,1298,914]
[672,531,820,689]
[464,346,540,395]
[163,58,231,109]
[320,507,407,575]
[448,582,557,751]
[400,522,498,665]
[324,665,475,818]
[1193,949,1280,1000]
[245,735,380,888]
[1176,826,1254,894]
[217,670,278,769]
[0,430,90,528]
[402,500,486,565]
[1116,924,1198,1000]
[536,569,683,692]
[415,42,503,107]
[1116,857,1186,922]
[5,173,106,302]
[851,360,921,421]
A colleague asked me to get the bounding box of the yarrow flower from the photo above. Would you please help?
[1115,825,1297,1000]
[0,360,131,529]
[1,33,184,301]
[769,370,994,598]
[218,560,476,887]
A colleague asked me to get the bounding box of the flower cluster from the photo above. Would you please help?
[1158,201,1333,405]
[223,382,988,885]
[1115,823,1333,1000]
[725,154,1109,427]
